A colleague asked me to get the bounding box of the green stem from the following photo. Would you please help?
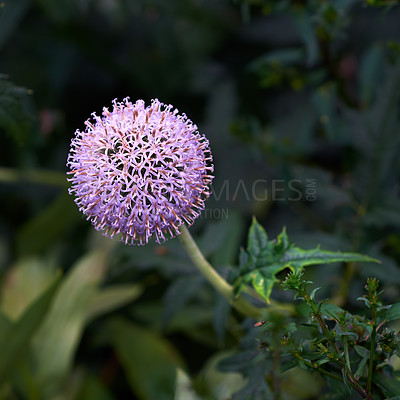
[344,337,352,373]
[178,224,262,319]
[0,167,68,186]
[308,297,340,356]
[272,338,281,399]
[307,296,373,399]
[292,352,342,382]
[367,308,377,395]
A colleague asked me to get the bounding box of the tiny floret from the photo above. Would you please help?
[67,98,214,245]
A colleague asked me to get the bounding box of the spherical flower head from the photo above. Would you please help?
[67,98,214,245]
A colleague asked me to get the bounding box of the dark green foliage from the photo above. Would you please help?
[232,218,377,302]
[0,275,60,381]
[225,275,400,399]
[0,74,34,145]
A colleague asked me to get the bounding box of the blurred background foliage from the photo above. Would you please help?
[1,0,400,399]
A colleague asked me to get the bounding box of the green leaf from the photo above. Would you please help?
[0,274,61,380]
[86,283,143,323]
[31,251,108,397]
[0,257,58,319]
[247,217,269,261]
[293,11,318,66]
[314,357,330,367]
[250,269,278,303]
[318,301,346,319]
[309,287,321,301]
[354,356,368,380]
[0,74,34,144]
[381,302,400,322]
[234,219,378,302]
[162,276,203,327]
[16,193,81,256]
[197,351,246,399]
[354,346,370,379]
[359,44,384,106]
[354,345,370,358]
[77,375,115,400]
[373,372,400,397]
[280,246,378,271]
[111,318,185,400]
[0,310,12,344]
[174,369,202,400]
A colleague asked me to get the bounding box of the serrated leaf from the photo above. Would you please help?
[280,246,378,271]
[247,217,269,261]
[234,220,378,302]
[238,248,248,268]
[275,227,290,255]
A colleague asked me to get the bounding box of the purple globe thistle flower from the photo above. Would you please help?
[67,98,214,245]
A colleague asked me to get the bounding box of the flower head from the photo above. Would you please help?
[67,98,214,245]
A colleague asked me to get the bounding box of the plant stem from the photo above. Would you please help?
[307,296,340,355]
[306,295,374,399]
[271,334,281,399]
[367,308,377,395]
[0,167,68,186]
[178,224,263,319]
[292,352,342,382]
[344,337,352,373]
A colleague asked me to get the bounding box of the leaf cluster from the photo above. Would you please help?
[232,218,377,303]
